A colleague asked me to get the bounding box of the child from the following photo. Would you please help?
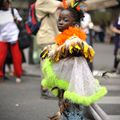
[40,0,108,119]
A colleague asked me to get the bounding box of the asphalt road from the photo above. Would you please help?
[0,76,58,120]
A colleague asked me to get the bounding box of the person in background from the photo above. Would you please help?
[0,0,22,83]
[35,0,64,96]
[81,4,94,71]
[35,0,64,49]
[81,5,92,45]
[104,21,113,44]
[98,23,105,43]
[3,46,27,80]
[111,13,120,73]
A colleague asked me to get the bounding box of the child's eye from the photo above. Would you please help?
[64,18,69,22]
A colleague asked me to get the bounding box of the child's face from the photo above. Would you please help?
[57,9,75,32]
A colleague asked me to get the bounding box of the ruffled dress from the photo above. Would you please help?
[40,27,109,120]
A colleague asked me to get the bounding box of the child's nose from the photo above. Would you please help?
[59,20,64,25]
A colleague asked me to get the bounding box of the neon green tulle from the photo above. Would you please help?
[64,87,107,106]
[41,59,107,106]
[41,59,69,90]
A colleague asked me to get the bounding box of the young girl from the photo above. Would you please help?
[40,0,108,119]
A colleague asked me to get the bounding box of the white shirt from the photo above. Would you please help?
[118,16,120,25]
[81,12,91,34]
[0,8,22,43]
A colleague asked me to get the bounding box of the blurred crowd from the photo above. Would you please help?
[92,22,115,44]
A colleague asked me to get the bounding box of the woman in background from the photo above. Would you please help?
[0,0,22,83]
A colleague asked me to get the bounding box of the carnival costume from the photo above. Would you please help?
[40,27,108,120]
[40,0,108,120]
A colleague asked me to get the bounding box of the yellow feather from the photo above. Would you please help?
[70,0,74,7]
[75,44,81,50]
[42,50,48,58]
[55,52,60,62]
[69,45,73,54]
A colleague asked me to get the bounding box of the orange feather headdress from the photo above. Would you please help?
[62,0,87,11]
[55,27,86,46]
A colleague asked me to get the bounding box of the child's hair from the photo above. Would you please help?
[67,7,84,24]
[59,6,84,26]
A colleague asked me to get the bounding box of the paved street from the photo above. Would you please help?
[0,43,120,120]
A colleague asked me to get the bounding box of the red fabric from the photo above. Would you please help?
[25,23,32,34]
[0,42,8,77]
[31,3,37,24]
[0,41,22,78]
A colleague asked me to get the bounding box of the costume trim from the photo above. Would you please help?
[41,59,69,90]
[64,87,107,106]
[55,27,86,46]
[41,35,95,62]
[41,59,107,105]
